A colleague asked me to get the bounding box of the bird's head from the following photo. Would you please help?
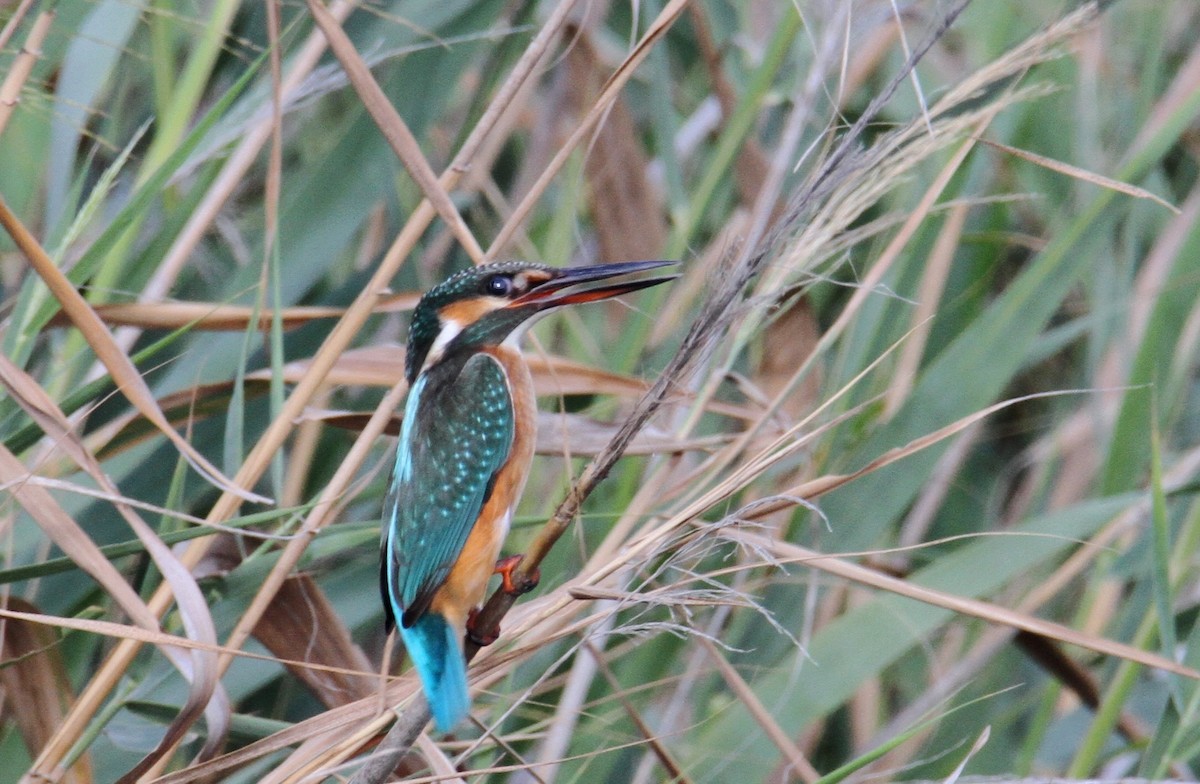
[405,259,676,383]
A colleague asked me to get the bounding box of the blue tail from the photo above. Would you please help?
[399,614,469,732]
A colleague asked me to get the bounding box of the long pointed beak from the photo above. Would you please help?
[510,260,678,310]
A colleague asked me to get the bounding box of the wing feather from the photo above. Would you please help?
[382,353,514,629]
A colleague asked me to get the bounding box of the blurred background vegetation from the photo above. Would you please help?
[2,0,1200,781]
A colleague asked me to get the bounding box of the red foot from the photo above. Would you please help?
[466,607,499,647]
[494,554,540,596]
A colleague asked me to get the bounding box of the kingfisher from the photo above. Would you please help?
[382,259,676,732]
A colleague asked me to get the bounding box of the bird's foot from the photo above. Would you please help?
[466,607,499,647]
[494,554,540,596]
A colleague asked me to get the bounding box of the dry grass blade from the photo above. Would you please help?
[533,413,724,457]
[0,351,228,775]
[0,196,269,505]
[0,5,52,139]
[0,597,91,784]
[87,380,272,463]
[698,637,820,783]
[947,725,991,783]
[254,346,405,388]
[526,355,658,400]
[729,529,1199,679]
[414,735,469,784]
[582,639,690,784]
[0,446,169,639]
[262,0,283,260]
[252,575,375,708]
[136,0,356,323]
[136,367,444,780]
[979,136,1180,213]
[485,0,691,260]
[151,696,406,783]
[689,3,774,212]
[62,295,418,331]
[263,712,405,784]
[0,0,37,53]
[0,605,381,682]
[255,346,656,398]
[884,201,968,416]
[307,408,725,456]
[305,0,484,263]
[563,28,668,261]
[0,477,294,546]
[1129,32,1200,158]
[780,389,1101,505]
[0,443,226,779]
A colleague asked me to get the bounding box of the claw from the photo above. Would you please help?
[466,607,499,647]
[494,554,540,596]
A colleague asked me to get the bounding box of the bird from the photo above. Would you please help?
[381,258,677,732]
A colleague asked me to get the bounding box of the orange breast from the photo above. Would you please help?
[430,345,537,632]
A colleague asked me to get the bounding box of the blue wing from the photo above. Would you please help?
[381,352,514,630]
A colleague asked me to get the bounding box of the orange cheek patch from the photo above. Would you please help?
[440,297,502,324]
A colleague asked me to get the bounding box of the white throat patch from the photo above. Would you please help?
[421,317,464,375]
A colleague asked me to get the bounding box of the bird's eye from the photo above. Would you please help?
[486,275,513,296]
